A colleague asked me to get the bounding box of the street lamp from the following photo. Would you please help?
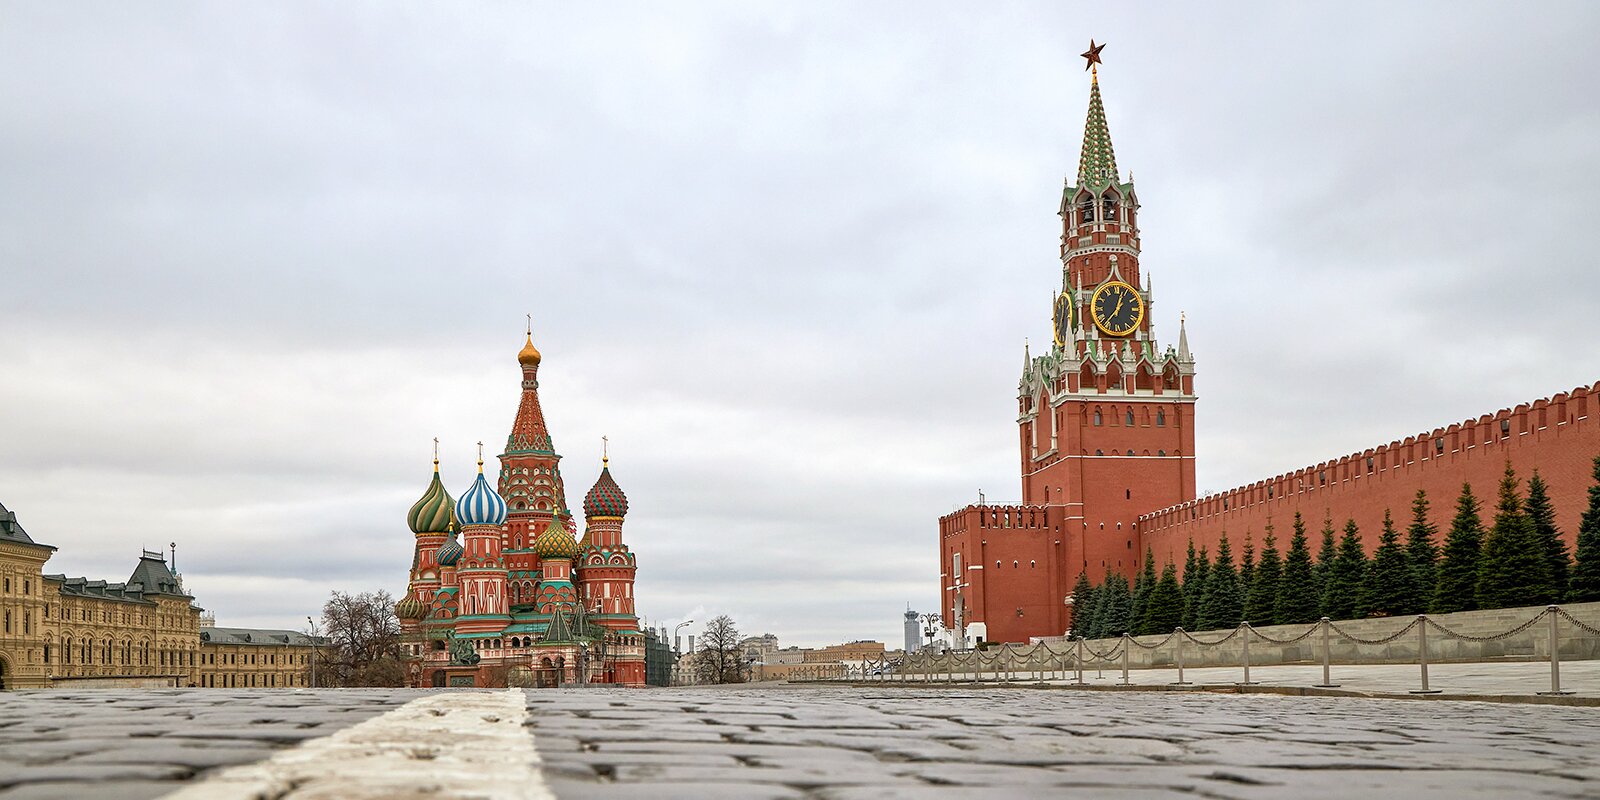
[671,620,695,686]
[305,616,319,688]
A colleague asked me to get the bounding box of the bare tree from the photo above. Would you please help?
[319,590,404,687]
[694,615,746,684]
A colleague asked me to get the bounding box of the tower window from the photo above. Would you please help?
[1127,449,1134,456]
[1159,450,1166,456]
[1095,449,1104,456]
[1156,410,1166,426]
[1126,410,1135,426]
[1366,457,1374,473]
[1093,411,1102,426]
[1500,419,1511,436]
[1102,195,1117,222]
[1435,437,1445,453]
[1079,196,1095,224]
[1125,489,1131,499]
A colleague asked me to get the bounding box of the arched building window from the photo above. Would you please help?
[1102,194,1117,222]
[1079,195,1095,224]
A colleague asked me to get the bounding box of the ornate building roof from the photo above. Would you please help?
[1075,69,1120,190]
[506,334,555,454]
[457,469,508,527]
[395,595,427,620]
[533,517,580,560]
[435,534,464,567]
[583,463,629,519]
[407,466,455,534]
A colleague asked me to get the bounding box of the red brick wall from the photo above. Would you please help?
[1139,382,1600,568]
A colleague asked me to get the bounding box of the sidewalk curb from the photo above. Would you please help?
[807,680,1600,707]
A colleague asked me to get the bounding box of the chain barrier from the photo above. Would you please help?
[873,605,1600,692]
[1180,625,1243,647]
[1557,608,1600,637]
[1423,609,1548,642]
[1125,632,1178,650]
[1325,617,1419,646]
[1247,622,1321,646]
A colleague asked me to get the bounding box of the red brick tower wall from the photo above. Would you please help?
[1139,382,1600,567]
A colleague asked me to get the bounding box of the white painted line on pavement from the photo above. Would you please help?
[160,689,552,800]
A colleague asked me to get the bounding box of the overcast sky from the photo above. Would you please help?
[3,3,1598,648]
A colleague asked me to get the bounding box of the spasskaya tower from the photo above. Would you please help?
[939,42,1197,646]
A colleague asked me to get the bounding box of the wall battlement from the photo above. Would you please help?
[1138,380,1600,564]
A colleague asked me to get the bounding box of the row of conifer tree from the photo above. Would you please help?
[1068,456,1600,641]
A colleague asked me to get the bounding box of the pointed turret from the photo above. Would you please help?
[1076,69,1120,189]
[1178,313,1192,362]
[508,332,554,454]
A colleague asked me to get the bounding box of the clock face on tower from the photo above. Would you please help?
[1052,294,1074,347]
[1090,280,1145,337]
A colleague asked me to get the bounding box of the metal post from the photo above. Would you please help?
[1073,637,1086,685]
[1171,627,1190,685]
[1238,622,1258,686]
[1313,617,1339,688]
[1539,606,1573,696]
[1120,634,1131,686]
[1411,615,1440,694]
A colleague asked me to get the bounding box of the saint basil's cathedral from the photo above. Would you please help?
[396,333,645,688]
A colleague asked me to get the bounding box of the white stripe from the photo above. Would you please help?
[160,689,550,800]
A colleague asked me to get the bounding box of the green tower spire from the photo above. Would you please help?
[1076,69,1120,189]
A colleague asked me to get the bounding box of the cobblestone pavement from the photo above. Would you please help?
[0,689,422,800]
[3,686,1599,799]
[532,685,1600,799]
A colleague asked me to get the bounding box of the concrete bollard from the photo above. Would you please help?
[1411,615,1441,695]
[1121,634,1131,686]
[1172,627,1191,686]
[1539,606,1574,696]
[1313,617,1339,688]
[1239,623,1258,686]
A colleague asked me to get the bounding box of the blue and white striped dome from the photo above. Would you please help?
[456,470,507,527]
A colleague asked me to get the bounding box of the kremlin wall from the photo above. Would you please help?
[1139,379,1600,563]
[1139,382,1600,566]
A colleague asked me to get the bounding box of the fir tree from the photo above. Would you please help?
[1477,462,1552,610]
[1131,549,1157,635]
[1313,516,1338,614]
[1069,571,1094,637]
[1433,483,1485,613]
[1405,489,1440,615]
[1322,520,1368,620]
[1526,471,1569,604]
[1144,563,1185,633]
[1198,533,1242,630]
[1276,512,1319,624]
[1570,456,1600,602]
[1362,510,1414,616]
[1182,542,1209,630]
[1238,534,1257,615]
[1099,573,1132,637]
[1247,523,1283,625]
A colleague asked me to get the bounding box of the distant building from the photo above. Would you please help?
[904,607,919,654]
[802,640,884,663]
[643,627,674,687]
[0,501,318,691]
[740,633,779,664]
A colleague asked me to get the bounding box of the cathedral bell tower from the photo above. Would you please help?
[1018,43,1197,582]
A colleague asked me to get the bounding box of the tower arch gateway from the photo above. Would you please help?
[940,44,1197,646]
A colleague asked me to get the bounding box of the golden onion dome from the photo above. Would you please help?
[517,333,542,367]
[533,517,580,560]
[395,595,427,621]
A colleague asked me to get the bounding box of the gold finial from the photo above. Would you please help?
[602,435,609,467]
[1181,311,1186,323]
[518,316,543,366]
[432,437,440,471]
[476,441,484,471]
